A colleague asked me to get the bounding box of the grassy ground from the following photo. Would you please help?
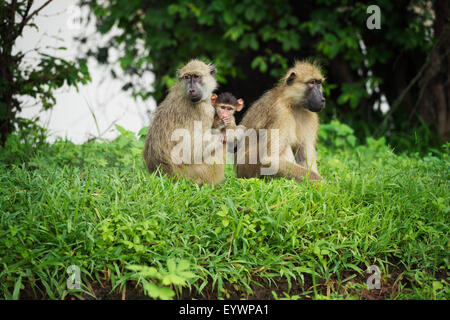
[0,126,449,300]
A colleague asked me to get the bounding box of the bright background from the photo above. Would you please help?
[15,0,155,143]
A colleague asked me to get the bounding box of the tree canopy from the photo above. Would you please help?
[79,0,448,151]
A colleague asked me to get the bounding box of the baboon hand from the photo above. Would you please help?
[221,115,233,125]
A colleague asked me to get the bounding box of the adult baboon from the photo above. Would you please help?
[236,61,325,182]
[143,59,225,185]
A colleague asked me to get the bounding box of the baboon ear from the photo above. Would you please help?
[236,98,244,112]
[209,64,217,77]
[211,93,218,106]
[286,72,296,85]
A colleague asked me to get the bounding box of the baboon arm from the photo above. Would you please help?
[293,144,319,175]
[201,129,224,157]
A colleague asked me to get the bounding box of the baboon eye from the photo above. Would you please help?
[184,75,190,80]
[193,74,200,79]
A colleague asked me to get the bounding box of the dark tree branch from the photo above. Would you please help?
[375,33,447,138]
[15,0,53,41]
[408,48,450,122]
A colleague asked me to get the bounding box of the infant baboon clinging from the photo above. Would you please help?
[143,59,225,185]
[236,60,325,182]
[211,92,244,142]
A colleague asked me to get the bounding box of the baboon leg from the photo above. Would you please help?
[236,163,260,179]
[294,145,320,178]
[293,146,306,166]
[261,147,321,182]
[175,164,225,186]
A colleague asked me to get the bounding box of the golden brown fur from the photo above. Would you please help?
[143,59,225,185]
[236,61,325,182]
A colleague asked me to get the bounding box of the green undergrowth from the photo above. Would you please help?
[0,124,448,300]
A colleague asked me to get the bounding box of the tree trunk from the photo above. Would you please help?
[418,0,449,141]
[0,51,15,147]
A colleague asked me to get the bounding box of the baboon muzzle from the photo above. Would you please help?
[305,86,325,112]
[189,94,202,103]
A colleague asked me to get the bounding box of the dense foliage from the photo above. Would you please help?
[0,124,448,299]
[78,0,449,151]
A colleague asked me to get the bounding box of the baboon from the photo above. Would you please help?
[236,60,325,182]
[211,92,244,142]
[143,59,225,185]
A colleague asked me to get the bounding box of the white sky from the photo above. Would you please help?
[15,0,156,143]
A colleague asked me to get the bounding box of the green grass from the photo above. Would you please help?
[0,127,449,300]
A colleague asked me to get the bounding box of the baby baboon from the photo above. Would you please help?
[211,92,244,142]
[236,60,325,182]
[143,59,225,185]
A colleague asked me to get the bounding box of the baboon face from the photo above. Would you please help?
[217,103,235,119]
[285,62,326,112]
[303,79,325,112]
[178,60,217,103]
[182,73,204,102]
[211,92,244,121]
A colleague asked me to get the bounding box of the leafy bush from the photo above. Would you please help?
[79,0,449,151]
[319,119,358,149]
[127,260,196,300]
